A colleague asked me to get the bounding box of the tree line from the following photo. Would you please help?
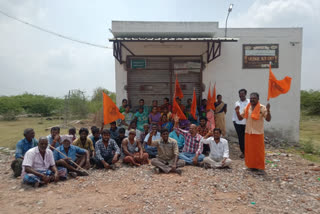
[0,87,116,120]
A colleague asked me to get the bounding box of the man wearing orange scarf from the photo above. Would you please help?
[235,92,271,174]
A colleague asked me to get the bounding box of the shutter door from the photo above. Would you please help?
[127,56,202,108]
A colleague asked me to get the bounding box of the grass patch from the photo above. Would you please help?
[296,114,320,162]
[0,117,68,150]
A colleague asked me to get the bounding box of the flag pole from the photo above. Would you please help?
[267,61,271,102]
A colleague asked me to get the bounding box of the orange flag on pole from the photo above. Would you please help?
[190,88,197,120]
[103,92,124,125]
[211,83,216,108]
[175,74,184,99]
[206,85,215,111]
[172,96,187,120]
[267,64,292,101]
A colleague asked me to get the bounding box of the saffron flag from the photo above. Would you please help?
[103,92,124,125]
[172,96,187,120]
[175,74,184,99]
[206,85,215,111]
[212,83,216,108]
[190,88,197,120]
[267,64,292,101]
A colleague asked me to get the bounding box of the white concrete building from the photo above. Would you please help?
[109,21,302,143]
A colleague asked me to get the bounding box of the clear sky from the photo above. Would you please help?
[0,0,319,98]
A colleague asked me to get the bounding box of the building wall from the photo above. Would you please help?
[114,26,302,143]
[202,28,302,143]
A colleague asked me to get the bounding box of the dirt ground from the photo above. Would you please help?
[0,142,319,214]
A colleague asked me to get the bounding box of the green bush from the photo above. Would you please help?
[301,90,320,115]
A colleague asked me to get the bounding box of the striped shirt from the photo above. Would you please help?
[174,128,203,155]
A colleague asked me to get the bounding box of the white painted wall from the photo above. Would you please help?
[113,22,302,143]
[203,28,302,143]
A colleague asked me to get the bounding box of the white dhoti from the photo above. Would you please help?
[203,157,232,168]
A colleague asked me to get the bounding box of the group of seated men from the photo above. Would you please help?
[11,113,231,187]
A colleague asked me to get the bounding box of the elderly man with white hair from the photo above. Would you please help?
[22,137,67,187]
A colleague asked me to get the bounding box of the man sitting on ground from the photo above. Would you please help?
[143,124,160,158]
[125,121,142,141]
[95,129,120,169]
[89,126,102,148]
[115,128,126,149]
[122,129,149,166]
[68,127,77,141]
[173,115,204,166]
[54,135,89,176]
[148,128,185,175]
[11,128,38,177]
[22,137,67,187]
[197,116,210,155]
[200,128,232,169]
[47,126,61,149]
[109,121,119,140]
[72,127,95,168]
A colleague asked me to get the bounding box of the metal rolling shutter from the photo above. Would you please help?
[127,56,202,108]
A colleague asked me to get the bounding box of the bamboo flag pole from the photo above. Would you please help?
[49,144,90,175]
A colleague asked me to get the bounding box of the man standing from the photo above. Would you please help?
[11,128,38,177]
[232,89,250,158]
[72,128,95,168]
[54,135,89,176]
[95,129,120,169]
[235,92,271,173]
[214,94,227,136]
[173,115,204,166]
[148,129,185,175]
[22,137,67,187]
[143,124,160,158]
[200,128,232,169]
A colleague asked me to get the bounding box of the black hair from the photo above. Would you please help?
[187,98,192,101]
[250,92,260,99]
[124,104,131,108]
[213,128,222,134]
[199,116,207,121]
[90,126,97,131]
[122,99,128,103]
[118,128,126,134]
[164,97,169,102]
[160,128,169,135]
[23,128,34,136]
[139,106,144,111]
[217,94,222,99]
[110,121,117,125]
[92,127,100,135]
[69,127,76,134]
[139,99,144,102]
[130,121,137,125]
[79,127,89,135]
[101,129,111,135]
[238,89,247,95]
[51,126,60,132]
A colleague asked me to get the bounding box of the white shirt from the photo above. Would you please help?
[200,137,229,161]
[21,147,55,177]
[232,99,250,125]
[144,132,161,143]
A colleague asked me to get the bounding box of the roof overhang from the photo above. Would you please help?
[109,37,238,64]
[109,37,238,42]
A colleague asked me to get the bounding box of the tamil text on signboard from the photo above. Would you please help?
[243,44,279,69]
